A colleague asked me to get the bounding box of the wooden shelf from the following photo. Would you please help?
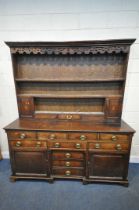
[17,94,123,98]
[15,78,125,82]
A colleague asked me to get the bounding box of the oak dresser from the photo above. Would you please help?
[4,40,136,186]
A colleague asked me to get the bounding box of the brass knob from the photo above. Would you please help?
[65,170,71,176]
[16,141,22,147]
[80,135,86,141]
[116,144,122,151]
[54,142,60,148]
[65,162,71,167]
[111,135,117,141]
[66,115,72,120]
[20,133,26,139]
[65,153,71,158]
[95,143,100,149]
[75,143,81,149]
[49,134,56,140]
[36,141,41,147]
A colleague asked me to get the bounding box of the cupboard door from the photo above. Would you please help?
[11,149,48,175]
[18,97,34,117]
[88,152,128,179]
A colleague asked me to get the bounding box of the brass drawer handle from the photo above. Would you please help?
[111,135,117,141]
[80,135,86,141]
[66,115,72,120]
[116,144,122,151]
[65,153,71,158]
[20,133,26,139]
[16,141,22,147]
[75,143,81,149]
[65,162,71,167]
[54,142,60,148]
[65,170,71,176]
[49,134,56,140]
[36,141,41,147]
[95,143,100,149]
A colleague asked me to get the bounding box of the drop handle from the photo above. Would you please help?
[65,170,71,176]
[80,135,86,141]
[66,115,72,120]
[16,141,22,147]
[75,143,81,149]
[95,143,100,149]
[49,134,56,140]
[116,144,122,151]
[54,142,60,148]
[20,133,26,139]
[36,142,41,147]
[65,162,71,167]
[111,135,117,141]
[65,153,71,158]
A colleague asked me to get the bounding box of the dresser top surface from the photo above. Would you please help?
[4,119,135,133]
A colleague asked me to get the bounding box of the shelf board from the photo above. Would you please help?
[35,111,104,115]
[17,94,123,98]
[15,78,125,82]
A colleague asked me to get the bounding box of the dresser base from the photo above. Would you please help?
[10,175,54,183]
[10,175,129,187]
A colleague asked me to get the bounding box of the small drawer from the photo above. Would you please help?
[7,131,36,140]
[58,114,81,120]
[52,151,84,160]
[88,142,129,151]
[10,140,47,148]
[52,160,84,167]
[49,141,86,149]
[68,133,97,141]
[52,168,84,177]
[38,132,67,140]
[99,133,129,141]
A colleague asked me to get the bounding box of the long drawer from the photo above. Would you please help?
[10,140,47,148]
[52,160,84,167]
[49,141,86,149]
[52,151,84,160]
[52,168,84,177]
[88,141,129,151]
[99,133,129,141]
[7,131,36,140]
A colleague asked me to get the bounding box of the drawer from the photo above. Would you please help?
[52,160,84,168]
[38,132,67,140]
[49,141,86,149]
[99,133,129,141]
[88,142,129,151]
[7,131,36,140]
[52,151,84,160]
[68,133,97,141]
[10,140,47,148]
[58,114,81,120]
[52,168,84,177]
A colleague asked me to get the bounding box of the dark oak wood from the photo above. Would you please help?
[4,40,136,186]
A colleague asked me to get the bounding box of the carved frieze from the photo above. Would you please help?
[10,45,130,55]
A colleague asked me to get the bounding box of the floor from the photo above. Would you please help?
[0,160,139,210]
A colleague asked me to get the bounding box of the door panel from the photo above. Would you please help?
[88,153,127,179]
[12,149,47,175]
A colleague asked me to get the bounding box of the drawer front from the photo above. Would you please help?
[99,133,129,141]
[7,131,36,140]
[10,140,47,148]
[52,160,84,167]
[52,151,84,160]
[68,133,97,141]
[38,132,67,140]
[58,114,81,120]
[52,168,84,176]
[49,141,86,149]
[88,142,129,151]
